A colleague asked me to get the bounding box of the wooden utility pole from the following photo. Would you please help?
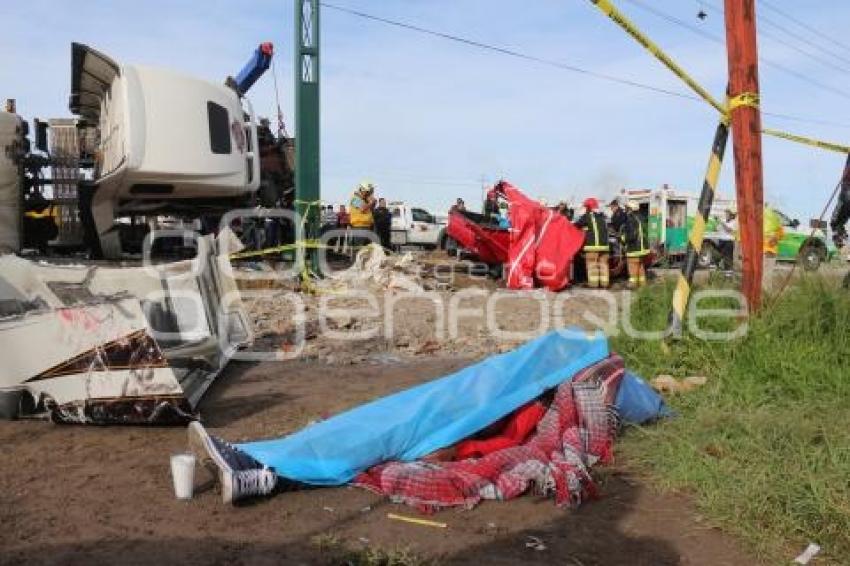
[724,0,764,311]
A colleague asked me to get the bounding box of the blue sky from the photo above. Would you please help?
[3,1,850,218]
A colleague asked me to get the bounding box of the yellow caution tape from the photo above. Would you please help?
[386,513,447,529]
[762,128,850,155]
[727,92,760,111]
[590,0,726,115]
[588,1,850,155]
[229,240,328,260]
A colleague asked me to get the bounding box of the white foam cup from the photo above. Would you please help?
[171,452,196,500]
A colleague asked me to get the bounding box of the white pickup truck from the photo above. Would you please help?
[388,202,447,249]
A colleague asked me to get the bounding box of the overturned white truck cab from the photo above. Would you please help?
[70,43,260,258]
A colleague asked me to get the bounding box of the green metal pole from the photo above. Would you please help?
[295,0,320,274]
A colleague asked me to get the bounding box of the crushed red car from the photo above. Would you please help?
[447,181,585,292]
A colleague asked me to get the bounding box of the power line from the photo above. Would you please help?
[627,0,723,43]
[700,1,850,77]
[623,0,850,103]
[759,0,850,59]
[758,8,850,69]
[322,2,850,130]
[321,2,700,104]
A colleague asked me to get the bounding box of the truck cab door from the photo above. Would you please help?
[389,205,408,246]
[410,208,438,245]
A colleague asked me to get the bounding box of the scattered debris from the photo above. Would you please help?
[386,513,447,529]
[651,374,708,394]
[0,233,251,423]
[525,536,547,551]
[314,244,426,293]
[793,542,821,565]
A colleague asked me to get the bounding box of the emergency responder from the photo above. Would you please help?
[623,200,650,288]
[483,191,500,224]
[373,197,392,250]
[573,197,610,288]
[23,192,58,254]
[349,181,376,247]
[557,201,574,221]
[608,198,627,234]
[763,205,785,290]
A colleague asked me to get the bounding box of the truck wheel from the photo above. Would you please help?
[798,242,825,272]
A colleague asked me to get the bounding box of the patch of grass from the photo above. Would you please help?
[310,532,430,566]
[612,276,850,563]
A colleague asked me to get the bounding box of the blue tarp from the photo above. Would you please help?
[237,328,609,485]
[614,371,672,425]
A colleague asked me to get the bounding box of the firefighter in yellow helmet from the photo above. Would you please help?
[349,181,376,230]
[623,200,650,288]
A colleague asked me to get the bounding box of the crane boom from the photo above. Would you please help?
[234,42,274,95]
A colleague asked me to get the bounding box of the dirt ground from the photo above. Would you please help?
[0,356,758,565]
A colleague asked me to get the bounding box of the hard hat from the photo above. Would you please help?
[625,200,640,211]
[583,197,599,211]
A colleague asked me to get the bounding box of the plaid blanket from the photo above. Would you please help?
[353,355,624,512]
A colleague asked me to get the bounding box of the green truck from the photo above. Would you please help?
[618,187,837,271]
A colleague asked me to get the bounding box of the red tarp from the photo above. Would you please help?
[354,355,624,512]
[446,181,585,291]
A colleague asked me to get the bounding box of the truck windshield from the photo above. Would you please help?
[412,209,432,223]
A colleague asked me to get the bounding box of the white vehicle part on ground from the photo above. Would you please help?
[0,233,252,423]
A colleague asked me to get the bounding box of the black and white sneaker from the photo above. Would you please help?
[187,421,277,504]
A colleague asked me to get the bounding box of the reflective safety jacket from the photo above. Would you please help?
[575,211,609,252]
[623,211,649,257]
[763,207,784,255]
[349,193,374,228]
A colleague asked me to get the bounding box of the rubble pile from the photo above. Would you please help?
[237,245,613,365]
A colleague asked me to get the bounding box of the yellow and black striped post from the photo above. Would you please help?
[669,121,730,336]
